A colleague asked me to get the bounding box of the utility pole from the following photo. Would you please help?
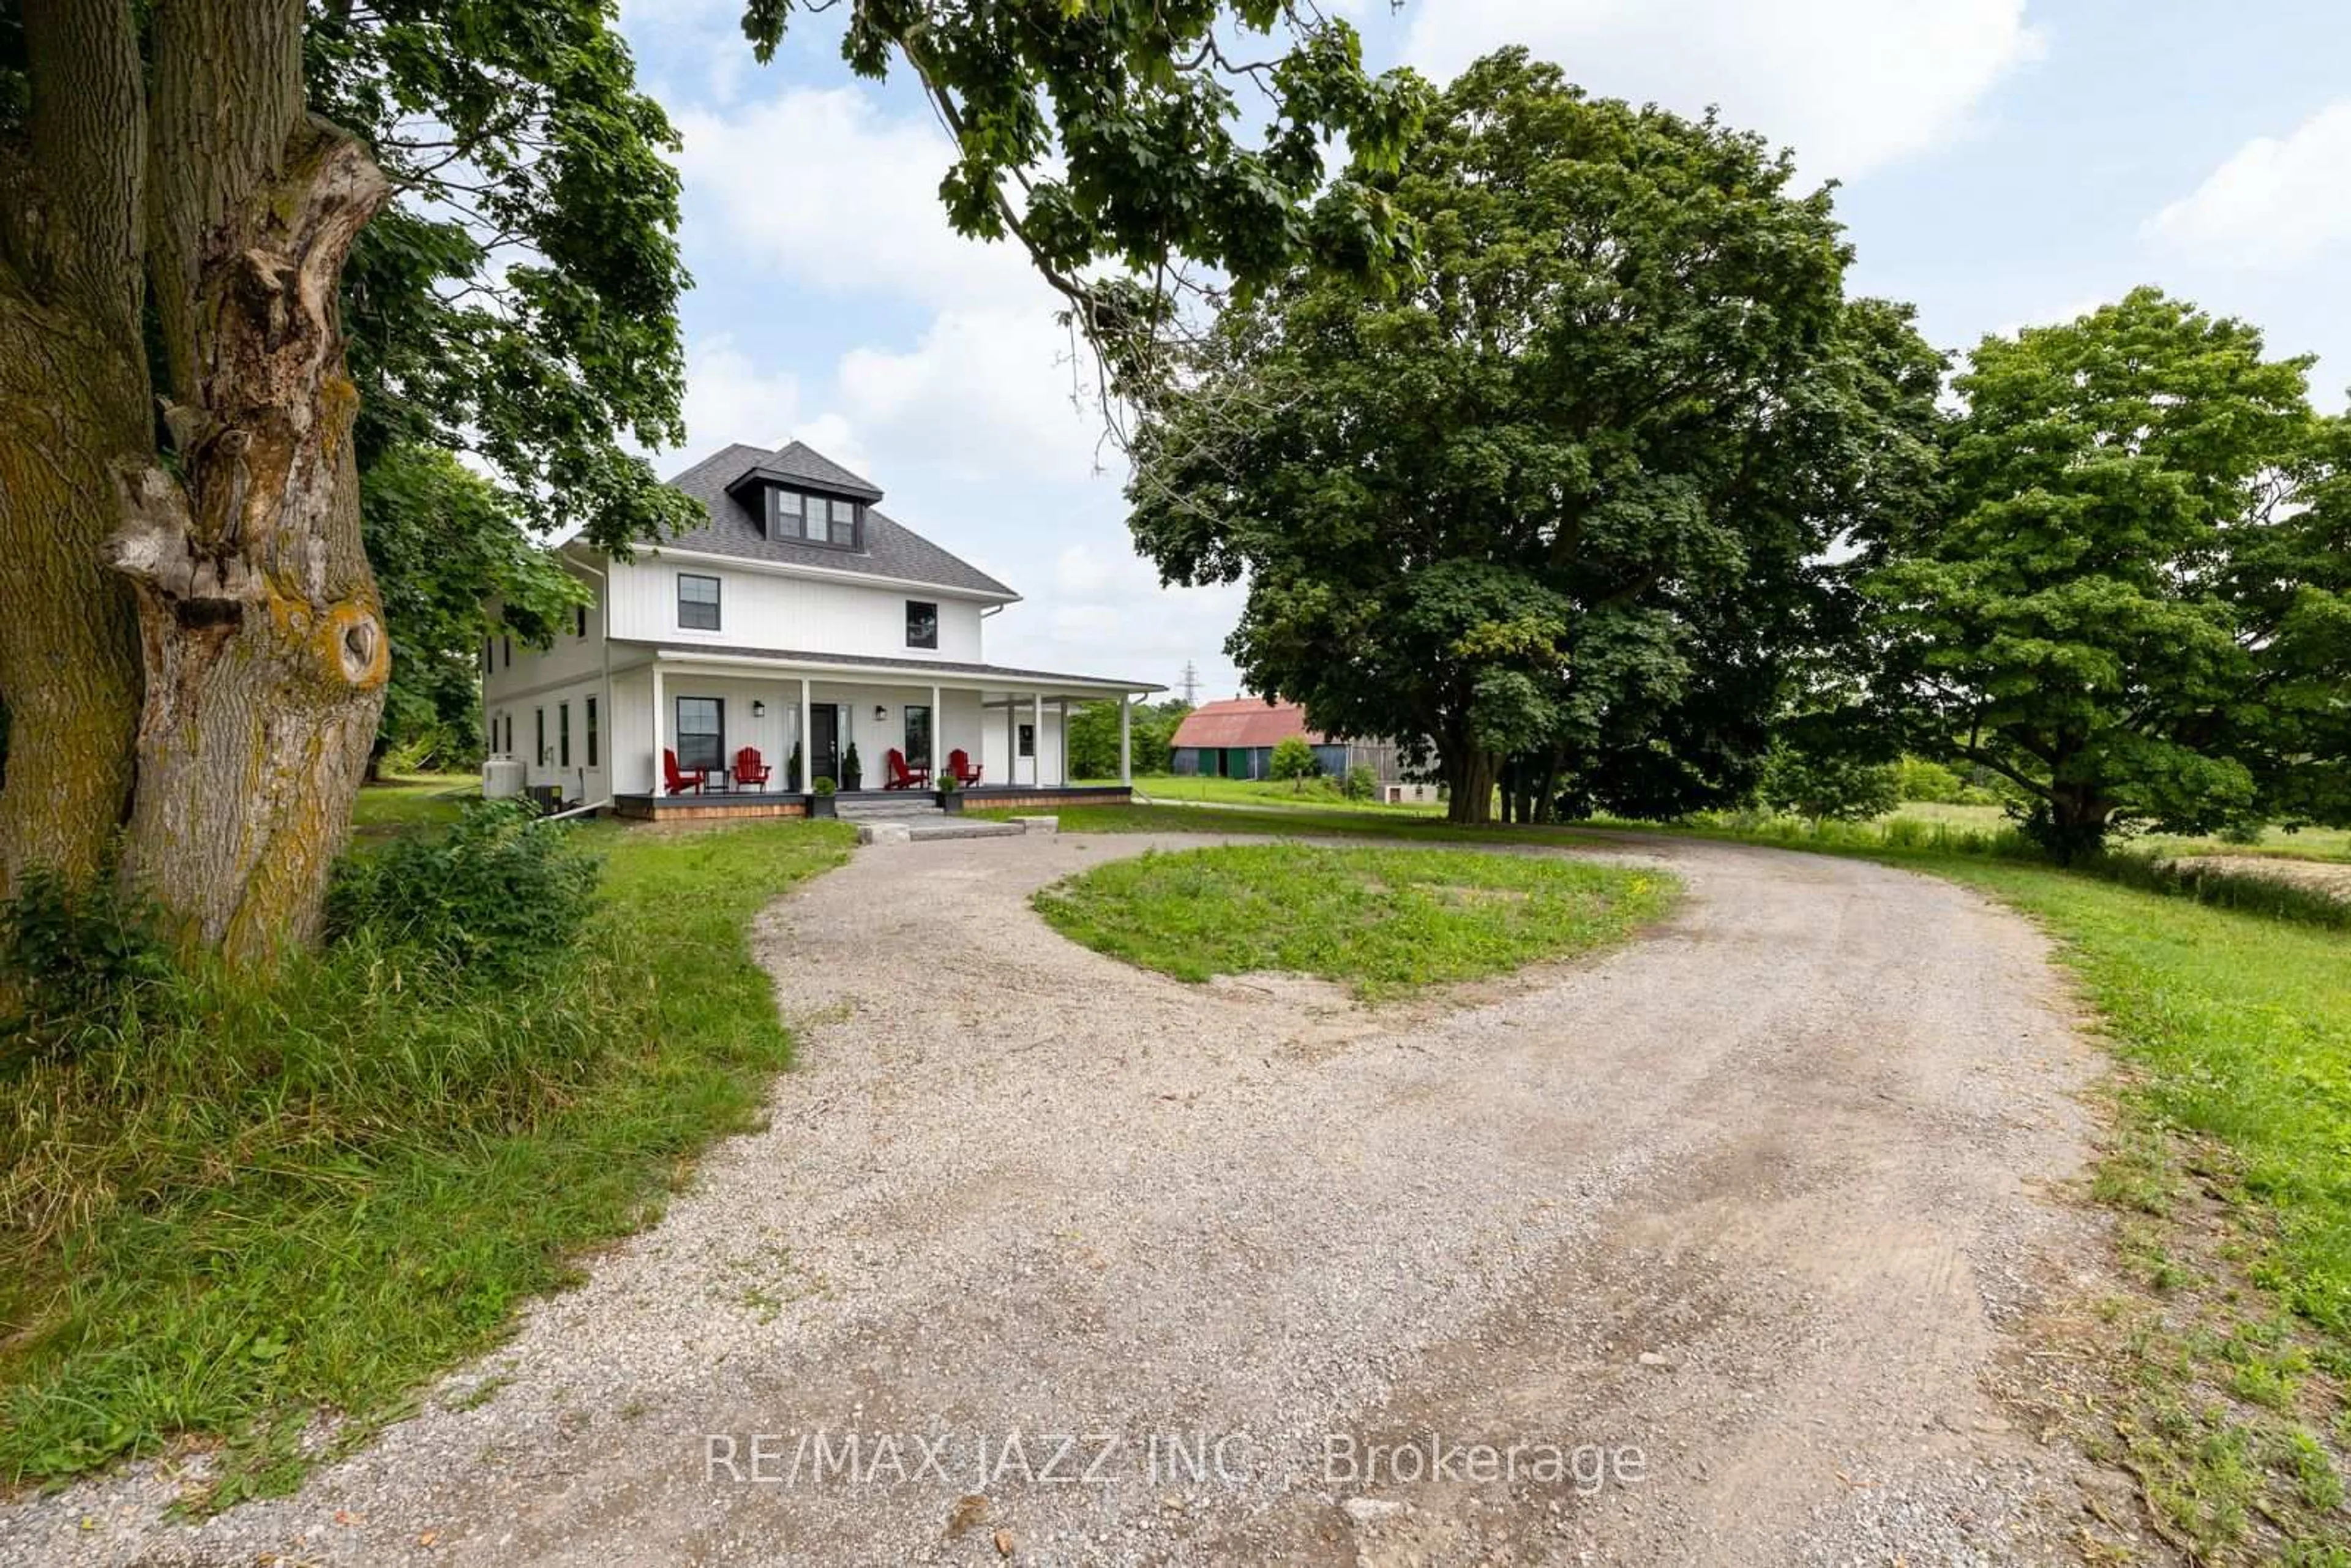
[1178,659,1201,707]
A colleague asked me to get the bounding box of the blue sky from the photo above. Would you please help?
[613,0,2351,698]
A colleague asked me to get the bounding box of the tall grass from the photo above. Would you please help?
[1659,809,2351,931]
[0,817,852,1499]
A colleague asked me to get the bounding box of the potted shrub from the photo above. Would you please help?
[808,776,838,817]
[935,773,964,814]
[841,741,863,792]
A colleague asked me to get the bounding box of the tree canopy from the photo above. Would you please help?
[1126,49,1943,822]
[1861,288,2350,859]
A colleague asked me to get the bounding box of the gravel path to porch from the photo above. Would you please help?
[1,829,2134,1566]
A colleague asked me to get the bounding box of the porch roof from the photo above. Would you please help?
[615,640,1164,696]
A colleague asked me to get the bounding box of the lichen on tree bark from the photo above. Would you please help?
[1,0,394,961]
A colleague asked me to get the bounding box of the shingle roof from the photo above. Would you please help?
[722,439,883,502]
[658,442,1016,598]
[1171,697,1318,749]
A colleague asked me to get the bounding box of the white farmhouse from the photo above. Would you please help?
[480,441,1158,819]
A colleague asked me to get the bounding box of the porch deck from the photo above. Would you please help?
[608,784,1134,823]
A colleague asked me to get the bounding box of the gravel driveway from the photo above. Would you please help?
[1,831,2124,1566]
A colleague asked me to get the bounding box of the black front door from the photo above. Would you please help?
[809,703,840,788]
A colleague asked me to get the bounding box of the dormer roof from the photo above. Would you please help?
[719,439,883,504]
[659,442,1016,600]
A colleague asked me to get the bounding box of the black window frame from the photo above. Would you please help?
[904,705,932,769]
[535,707,547,765]
[586,696,599,767]
[763,486,863,551]
[906,599,939,651]
[559,702,571,768]
[575,604,588,638]
[501,635,511,668]
[1018,722,1035,759]
[675,696,725,773]
[677,572,722,631]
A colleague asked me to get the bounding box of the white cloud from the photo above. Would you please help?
[669,336,878,478]
[675,336,804,456]
[2145,102,2351,271]
[986,541,1245,693]
[834,308,1112,485]
[675,88,1040,312]
[1402,0,2043,181]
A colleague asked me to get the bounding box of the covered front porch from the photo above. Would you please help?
[605,647,1152,818]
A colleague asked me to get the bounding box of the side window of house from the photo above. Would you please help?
[586,697,599,767]
[906,600,939,650]
[535,708,546,765]
[501,634,511,668]
[1018,723,1035,759]
[559,703,571,767]
[828,497,857,546]
[575,605,588,637]
[677,572,721,631]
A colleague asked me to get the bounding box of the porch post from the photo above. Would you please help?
[1119,693,1131,786]
[931,682,942,776]
[1005,696,1016,787]
[1030,691,1044,787]
[651,663,666,784]
[797,675,812,792]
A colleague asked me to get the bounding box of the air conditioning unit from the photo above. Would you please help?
[482,757,527,798]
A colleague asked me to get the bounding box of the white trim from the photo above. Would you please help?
[626,542,1020,604]
[644,647,1159,696]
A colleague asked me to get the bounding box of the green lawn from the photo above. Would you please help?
[0,814,854,1501]
[1110,771,1444,815]
[349,771,479,839]
[1033,842,1675,1000]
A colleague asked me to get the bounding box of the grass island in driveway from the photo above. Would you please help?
[1030,842,1678,1001]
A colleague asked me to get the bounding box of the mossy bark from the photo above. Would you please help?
[1,0,391,962]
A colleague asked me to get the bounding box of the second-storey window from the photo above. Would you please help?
[677,572,721,631]
[906,600,939,650]
[586,697,599,767]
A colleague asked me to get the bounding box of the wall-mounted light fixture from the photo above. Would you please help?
[751,699,766,718]
[874,704,888,722]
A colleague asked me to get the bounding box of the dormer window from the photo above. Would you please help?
[766,487,861,549]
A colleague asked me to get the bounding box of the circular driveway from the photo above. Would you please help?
[1,830,2116,1567]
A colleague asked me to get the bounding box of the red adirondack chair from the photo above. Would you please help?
[733,746,772,790]
[947,748,983,787]
[884,747,929,789]
[663,748,708,795]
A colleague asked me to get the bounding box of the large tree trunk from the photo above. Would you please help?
[0,0,151,898]
[116,2,389,959]
[1442,737,1499,825]
[114,101,391,959]
[2,0,392,964]
[0,290,148,897]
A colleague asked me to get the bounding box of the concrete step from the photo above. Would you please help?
[855,818,1029,844]
[836,798,945,819]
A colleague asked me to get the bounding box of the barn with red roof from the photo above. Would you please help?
[1168,697,1411,786]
